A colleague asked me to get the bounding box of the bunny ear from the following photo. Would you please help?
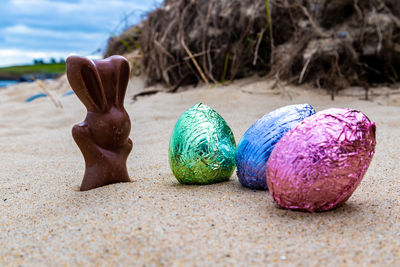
[108,56,130,108]
[66,56,108,112]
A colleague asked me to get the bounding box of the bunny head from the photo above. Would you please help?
[66,55,131,149]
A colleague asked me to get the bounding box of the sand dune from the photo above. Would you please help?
[1,77,400,265]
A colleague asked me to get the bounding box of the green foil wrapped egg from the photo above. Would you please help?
[169,103,236,184]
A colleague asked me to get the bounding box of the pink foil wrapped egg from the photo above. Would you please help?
[266,108,376,212]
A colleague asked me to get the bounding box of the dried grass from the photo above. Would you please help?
[106,0,400,94]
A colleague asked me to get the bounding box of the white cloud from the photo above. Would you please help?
[2,24,104,41]
[9,0,153,16]
[0,48,101,67]
[10,0,79,13]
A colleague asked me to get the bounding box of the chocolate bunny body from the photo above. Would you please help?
[66,55,132,191]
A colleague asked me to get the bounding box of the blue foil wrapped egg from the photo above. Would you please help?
[235,104,316,189]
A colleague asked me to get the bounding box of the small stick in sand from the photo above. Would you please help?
[37,80,63,108]
[181,38,210,86]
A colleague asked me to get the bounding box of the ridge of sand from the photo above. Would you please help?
[0,77,400,266]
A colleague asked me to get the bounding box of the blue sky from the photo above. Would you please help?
[0,0,162,67]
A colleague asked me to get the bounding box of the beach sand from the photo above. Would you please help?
[1,76,400,266]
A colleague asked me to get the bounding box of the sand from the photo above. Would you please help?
[1,76,400,266]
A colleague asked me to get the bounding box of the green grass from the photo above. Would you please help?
[265,0,273,48]
[221,53,230,82]
[0,63,66,79]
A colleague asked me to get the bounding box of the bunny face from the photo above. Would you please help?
[86,106,131,150]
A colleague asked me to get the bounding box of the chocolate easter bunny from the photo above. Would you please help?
[66,55,132,191]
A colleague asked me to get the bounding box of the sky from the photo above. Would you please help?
[0,0,163,67]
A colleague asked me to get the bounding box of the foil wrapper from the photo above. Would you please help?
[236,104,315,190]
[169,103,236,184]
[267,108,376,212]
